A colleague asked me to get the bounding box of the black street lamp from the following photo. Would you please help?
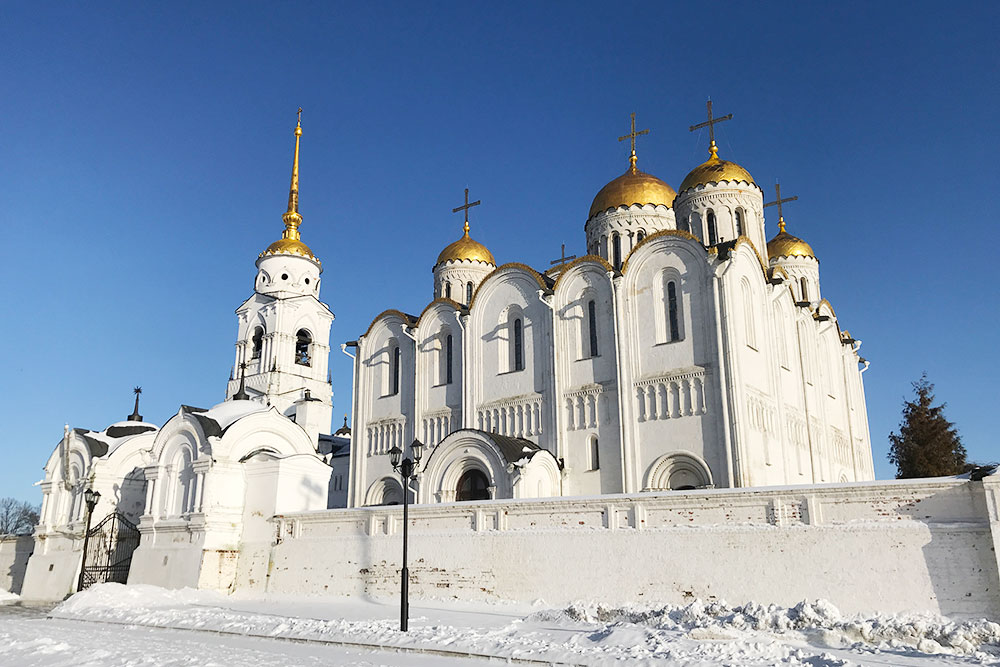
[389,439,424,632]
[76,487,101,592]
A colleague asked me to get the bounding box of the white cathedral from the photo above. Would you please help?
[20,106,874,599]
[348,109,874,507]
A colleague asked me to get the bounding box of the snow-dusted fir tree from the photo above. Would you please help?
[888,374,966,478]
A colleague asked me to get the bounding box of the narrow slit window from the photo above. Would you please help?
[667,281,680,342]
[636,230,645,243]
[445,282,452,300]
[679,216,690,233]
[612,233,622,269]
[800,277,809,301]
[446,334,453,384]
[513,318,524,371]
[466,282,473,305]
[588,299,598,357]
[392,345,401,395]
[735,210,743,237]
[590,437,600,470]
[707,210,717,245]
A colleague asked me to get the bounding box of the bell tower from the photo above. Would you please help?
[225,110,334,444]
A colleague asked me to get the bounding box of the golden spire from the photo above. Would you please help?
[281,108,304,241]
[618,112,650,171]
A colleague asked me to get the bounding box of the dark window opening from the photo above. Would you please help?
[612,233,622,269]
[587,299,598,357]
[295,329,312,366]
[391,345,401,395]
[735,210,744,237]
[513,318,524,371]
[251,327,263,360]
[707,211,717,245]
[590,437,600,470]
[466,282,473,304]
[445,282,452,300]
[445,334,453,384]
[456,469,491,501]
[637,230,645,242]
[679,217,690,233]
[800,277,809,301]
[668,281,680,342]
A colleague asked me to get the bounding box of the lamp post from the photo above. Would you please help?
[76,487,101,592]
[389,439,424,632]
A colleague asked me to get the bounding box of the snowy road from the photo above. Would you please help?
[1,585,998,666]
[0,614,494,667]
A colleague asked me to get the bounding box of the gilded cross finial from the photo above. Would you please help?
[452,188,481,236]
[764,182,798,231]
[689,99,732,159]
[549,243,578,267]
[618,112,649,169]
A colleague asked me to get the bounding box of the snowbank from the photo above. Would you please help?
[51,584,1000,666]
[531,599,1000,657]
[0,589,19,604]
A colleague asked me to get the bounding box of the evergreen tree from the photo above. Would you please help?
[888,374,966,478]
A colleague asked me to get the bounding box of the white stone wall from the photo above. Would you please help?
[0,536,33,594]
[253,477,1000,618]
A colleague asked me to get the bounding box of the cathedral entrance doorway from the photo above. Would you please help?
[456,469,491,502]
[78,512,141,590]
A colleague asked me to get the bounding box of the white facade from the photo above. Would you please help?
[350,148,874,508]
[20,117,345,600]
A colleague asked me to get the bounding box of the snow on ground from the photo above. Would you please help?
[2,583,995,666]
[0,590,19,604]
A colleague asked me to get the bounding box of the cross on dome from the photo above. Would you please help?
[764,182,798,231]
[689,99,732,159]
[452,188,481,235]
[549,243,578,267]
[618,112,649,168]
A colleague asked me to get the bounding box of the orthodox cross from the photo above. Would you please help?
[618,112,649,164]
[452,188,481,234]
[689,99,732,150]
[549,243,578,267]
[764,183,798,232]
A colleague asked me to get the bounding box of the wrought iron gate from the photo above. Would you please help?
[79,512,141,589]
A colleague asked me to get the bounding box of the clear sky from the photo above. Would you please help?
[2,2,997,502]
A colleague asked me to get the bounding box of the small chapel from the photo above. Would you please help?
[348,104,875,507]
[21,112,349,599]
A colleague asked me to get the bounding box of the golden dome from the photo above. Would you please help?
[678,144,755,194]
[767,220,815,260]
[436,230,495,267]
[589,157,677,219]
[260,237,319,262]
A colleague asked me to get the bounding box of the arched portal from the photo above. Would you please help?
[456,469,491,501]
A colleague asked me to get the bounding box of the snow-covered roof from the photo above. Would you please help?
[179,400,271,437]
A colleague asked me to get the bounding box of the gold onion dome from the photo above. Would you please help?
[767,219,815,259]
[678,142,755,194]
[260,110,319,264]
[589,154,677,219]
[436,230,495,267]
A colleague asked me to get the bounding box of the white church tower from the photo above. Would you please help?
[225,110,334,443]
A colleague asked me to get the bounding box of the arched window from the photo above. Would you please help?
[800,277,809,302]
[445,282,452,300]
[734,209,744,237]
[636,230,645,243]
[295,329,312,366]
[741,280,756,349]
[679,216,690,233]
[466,282,473,304]
[251,326,263,360]
[707,210,718,245]
[612,233,622,269]
[589,436,600,471]
[445,333,453,384]
[173,447,195,515]
[456,469,491,501]
[391,344,401,395]
[667,281,680,342]
[513,318,524,371]
[587,299,598,357]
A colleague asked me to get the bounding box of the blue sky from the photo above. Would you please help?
[2,2,997,502]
